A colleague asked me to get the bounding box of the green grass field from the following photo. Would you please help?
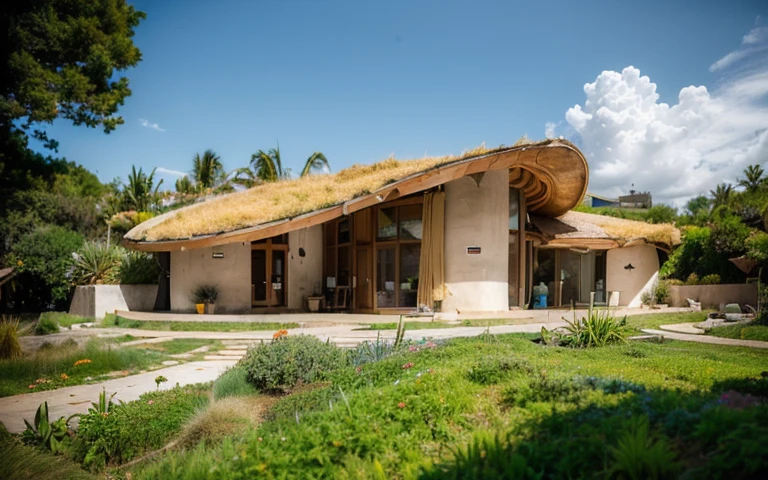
[103,314,299,332]
[707,323,768,342]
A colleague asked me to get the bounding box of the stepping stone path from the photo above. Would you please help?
[203,340,257,361]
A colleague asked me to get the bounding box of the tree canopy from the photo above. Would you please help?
[0,0,145,144]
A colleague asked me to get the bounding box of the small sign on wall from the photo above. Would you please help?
[466,246,481,255]
[212,252,224,259]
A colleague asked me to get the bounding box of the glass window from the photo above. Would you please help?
[508,233,519,307]
[509,188,520,230]
[399,244,420,307]
[399,205,423,240]
[560,250,581,307]
[338,219,350,244]
[377,207,397,240]
[376,248,396,307]
[532,249,556,307]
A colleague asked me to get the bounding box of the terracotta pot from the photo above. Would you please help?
[195,303,205,314]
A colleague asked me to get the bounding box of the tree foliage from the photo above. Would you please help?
[123,166,163,211]
[1,0,145,141]
[7,226,84,310]
[192,150,225,189]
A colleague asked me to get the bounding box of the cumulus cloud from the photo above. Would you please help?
[544,122,557,139]
[139,118,165,132]
[156,167,187,177]
[548,25,768,206]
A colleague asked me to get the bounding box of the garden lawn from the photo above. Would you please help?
[0,338,170,397]
[357,318,520,331]
[623,310,711,334]
[36,312,93,333]
[130,334,768,479]
[707,323,768,342]
[105,314,299,332]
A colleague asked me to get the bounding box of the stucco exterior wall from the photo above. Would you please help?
[606,245,659,307]
[288,226,323,310]
[69,285,158,319]
[170,243,251,313]
[442,170,510,313]
[668,284,757,309]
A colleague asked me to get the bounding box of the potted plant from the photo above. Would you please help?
[191,284,219,314]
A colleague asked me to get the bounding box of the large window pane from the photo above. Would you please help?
[509,188,520,230]
[399,244,420,307]
[560,250,581,307]
[376,248,396,307]
[532,249,555,307]
[399,205,423,240]
[338,218,350,244]
[508,233,519,307]
[377,207,397,240]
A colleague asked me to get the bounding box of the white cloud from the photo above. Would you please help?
[156,167,187,177]
[549,62,768,206]
[710,24,768,71]
[139,118,166,132]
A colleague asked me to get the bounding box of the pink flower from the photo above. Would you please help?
[402,362,414,370]
[397,402,406,409]
[147,400,154,405]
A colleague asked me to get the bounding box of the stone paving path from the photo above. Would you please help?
[641,328,768,349]
[0,360,236,433]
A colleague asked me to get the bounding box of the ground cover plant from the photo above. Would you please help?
[70,384,210,471]
[140,338,222,355]
[0,338,169,397]
[128,333,768,479]
[0,315,23,359]
[707,323,768,342]
[105,314,299,332]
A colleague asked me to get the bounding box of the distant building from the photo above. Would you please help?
[582,193,619,208]
[619,190,652,208]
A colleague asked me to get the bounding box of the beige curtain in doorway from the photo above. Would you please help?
[417,190,446,308]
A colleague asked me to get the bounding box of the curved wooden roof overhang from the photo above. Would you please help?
[125,142,588,252]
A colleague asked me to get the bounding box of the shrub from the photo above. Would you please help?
[664,278,684,286]
[685,273,700,285]
[71,384,209,470]
[176,396,268,448]
[654,280,670,304]
[71,241,122,285]
[34,314,59,335]
[243,335,346,392]
[118,251,160,284]
[466,356,533,385]
[213,365,258,400]
[7,225,84,310]
[700,274,721,285]
[0,316,23,359]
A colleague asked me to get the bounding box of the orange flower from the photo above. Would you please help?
[74,359,92,367]
[60,373,69,381]
[272,329,289,340]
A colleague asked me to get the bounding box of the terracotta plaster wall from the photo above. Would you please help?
[442,169,510,313]
[170,242,251,313]
[288,226,323,310]
[606,244,659,307]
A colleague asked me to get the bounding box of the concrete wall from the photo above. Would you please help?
[442,170,510,313]
[606,244,659,307]
[288,225,323,310]
[69,285,159,319]
[170,242,251,313]
[668,284,758,309]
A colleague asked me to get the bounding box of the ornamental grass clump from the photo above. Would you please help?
[243,334,346,392]
[0,315,23,360]
[542,310,627,348]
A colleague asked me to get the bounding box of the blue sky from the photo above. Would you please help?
[30,0,768,203]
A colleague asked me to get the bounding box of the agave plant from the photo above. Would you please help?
[21,401,74,453]
[71,241,123,285]
[542,310,627,348]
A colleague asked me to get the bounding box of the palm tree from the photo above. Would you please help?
[710,183,733,209]
[192,150,225,189]
[242,144,330,184]
[175,175,194,194]
[738,164,766,192]
[124,166,163,211]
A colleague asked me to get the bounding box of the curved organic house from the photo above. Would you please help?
[125,139,678,314]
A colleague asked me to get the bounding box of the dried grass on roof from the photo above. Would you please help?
[128,144,501,242]
[560,211,681,248]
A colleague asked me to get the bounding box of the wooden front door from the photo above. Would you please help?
[354,247,373,310]
[251,238,288,308]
